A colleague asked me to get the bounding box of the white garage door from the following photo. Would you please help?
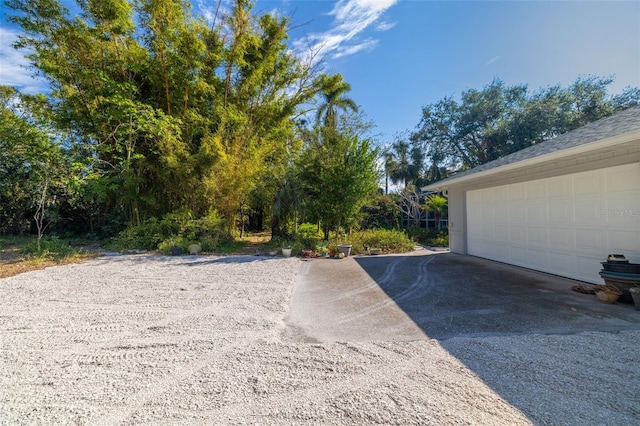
[467,163,640,284]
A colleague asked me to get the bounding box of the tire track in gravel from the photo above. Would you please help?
[317,257,406,304]
[161,340,529,425]
[83,258,299,425]
[335,255,436,325]
[98,322,275,425]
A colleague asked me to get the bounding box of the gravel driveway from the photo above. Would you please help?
[1,254,639,425]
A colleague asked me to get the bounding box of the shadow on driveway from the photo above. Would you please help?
[357,251,640,340]
[288,250,640,342]
[286,251,640,425]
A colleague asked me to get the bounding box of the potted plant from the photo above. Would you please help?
[281,245,293,258]
[337,244,352,257]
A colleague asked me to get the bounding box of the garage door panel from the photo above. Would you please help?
[607,230,640,254]
[548,176,571,198]
[509,204,526,222]
[494,186,508,201]
[575,228,604,253]
[549,227,574,249]
[494,202,508,222]
[493,244,511,262]
[527,204,547,224]
[574,171,601,195]
[509,225,526,243]
[527,248,549,269]
[481,224,495,239]
[605,164,640,193]
[574,255,604,282]
[495,225,508,242]
[467,163,640,284]
[549,202,573,224]
[510,246,529,265]
[527,226,548,248]
[548,252,575,276]
[574,200,603,225]
[481,205,494,221]
[526,180,547,199]
[605,197,640,227]
[508,184,525,201]
[468,239,493,257]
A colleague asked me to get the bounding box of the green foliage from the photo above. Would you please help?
[4,0,323,236]
[21,235,76,259]
[424,195,448,230]
[108,209,229,252]
[296,223,322,239]
[316,74,358,129]
[326,229,414,255]
[297,128,380,239]
[408,229,449,247]
[411,75,640,183]
[360,194,401,230]
[0,86,72,237]
[267,223,323,255]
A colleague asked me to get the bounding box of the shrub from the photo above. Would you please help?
[326,229,414,255]
[21,235,76,259]
[296,223,322,239]
[108,209,230,253]
[407,229,449,247]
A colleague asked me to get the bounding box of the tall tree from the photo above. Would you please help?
[5,0,322,234]
[315,74,358,129]
[386,139,423,189]
[0,86,71,240]
[297,128,379,240]
[412,76,640,177]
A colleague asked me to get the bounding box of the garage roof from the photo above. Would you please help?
[423,106,640,191]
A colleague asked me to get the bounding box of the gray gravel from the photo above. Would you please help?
[1,254,639,425]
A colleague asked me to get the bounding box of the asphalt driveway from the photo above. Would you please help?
[287,249,640,342]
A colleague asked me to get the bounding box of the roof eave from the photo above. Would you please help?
[421,129,640,192]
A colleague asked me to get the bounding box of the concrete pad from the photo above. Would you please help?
[287,251,640,342]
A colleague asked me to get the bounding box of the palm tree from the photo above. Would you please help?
[425,194,447,230]
[381,146,397,195]
[315,74,358,129]
[388,140,411,188]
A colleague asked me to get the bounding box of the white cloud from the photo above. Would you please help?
[0,27,47,93]
[485,56,500,66]
[294,0,398,63]
[376,20,396,31]
[333,38,379,59]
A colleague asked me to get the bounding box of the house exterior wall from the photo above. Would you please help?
[446,189,467,254]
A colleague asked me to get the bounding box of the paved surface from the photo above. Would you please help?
[287,249,640,342]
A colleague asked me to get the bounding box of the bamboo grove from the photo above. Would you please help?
[1,0,381,239]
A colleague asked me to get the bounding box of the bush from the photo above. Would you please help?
[108,209,231,253]
[407,229,449,247]
[325,229,414,255]
[21,235,76,259]
[296,223,322,239]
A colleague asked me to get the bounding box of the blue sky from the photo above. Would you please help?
[2,0,639,143]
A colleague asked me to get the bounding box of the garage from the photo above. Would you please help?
[466,163,640,283]
[423,106,640,284]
